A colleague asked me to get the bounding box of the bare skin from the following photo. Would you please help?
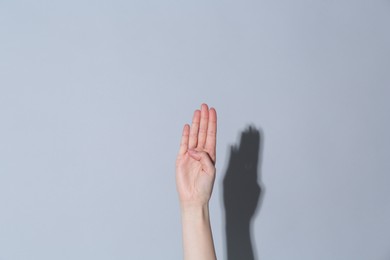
[176,103,217,260]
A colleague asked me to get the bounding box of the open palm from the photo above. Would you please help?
[176,104,217,207]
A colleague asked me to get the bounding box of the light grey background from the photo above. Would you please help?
[1,0,389,259]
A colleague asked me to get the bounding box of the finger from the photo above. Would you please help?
[188,109,200,149]
[197,103,209,149]
[179,124,190,155]
[205,107,217,162]
[188,149,215,175]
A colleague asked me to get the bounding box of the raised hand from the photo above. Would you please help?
[176,103,217,208]
[176,104,218,260]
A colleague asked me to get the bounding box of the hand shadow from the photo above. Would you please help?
[223,126,264,260]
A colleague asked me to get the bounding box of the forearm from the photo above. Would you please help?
[181,204,217,260]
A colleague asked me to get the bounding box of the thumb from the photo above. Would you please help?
[188,149,215,175]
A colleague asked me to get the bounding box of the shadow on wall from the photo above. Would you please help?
[223,126,265,260]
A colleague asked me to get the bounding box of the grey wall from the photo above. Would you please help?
[1,1,389,259]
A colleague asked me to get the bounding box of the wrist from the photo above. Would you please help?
[181,203,210,220]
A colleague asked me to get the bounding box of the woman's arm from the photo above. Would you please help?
[176,103,217,260]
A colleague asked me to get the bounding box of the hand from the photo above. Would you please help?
[176,104,217,208]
